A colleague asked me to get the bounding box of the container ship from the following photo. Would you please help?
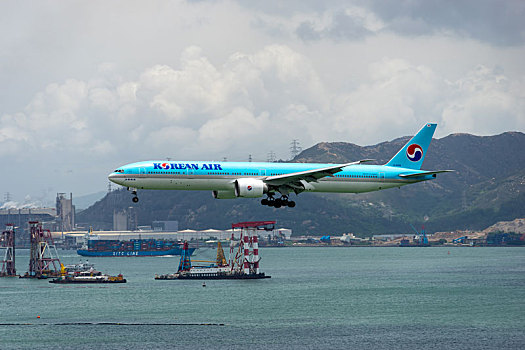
[77,238,196,257]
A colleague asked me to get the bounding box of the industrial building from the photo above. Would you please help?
[2,193,291,249]
[0,193,75,247]
[56,193,75,232]
[57,227,292,248]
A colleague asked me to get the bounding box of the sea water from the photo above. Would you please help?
[0,247,523,349]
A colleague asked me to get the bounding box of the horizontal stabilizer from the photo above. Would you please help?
[399,170,454,178]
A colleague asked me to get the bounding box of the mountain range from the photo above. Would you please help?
[77,131,525,236]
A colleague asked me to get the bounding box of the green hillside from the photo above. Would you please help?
[77,131,525,235]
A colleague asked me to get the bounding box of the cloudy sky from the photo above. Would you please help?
[1,0,524,206]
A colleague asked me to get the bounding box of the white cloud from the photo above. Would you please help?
[327,58,446,142]
[0,0,524,202]
[3,47,523,165]
[198,107,271,154]
[442,65,525,135]
[244,0,525,46]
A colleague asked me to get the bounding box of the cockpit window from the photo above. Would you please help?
[114,169,125,173]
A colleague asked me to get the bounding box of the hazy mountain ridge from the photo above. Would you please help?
[297,131,525,232]
[77,131,525,235]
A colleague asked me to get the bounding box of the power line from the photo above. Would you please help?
[267,151,276,163]
[290,140,302,160]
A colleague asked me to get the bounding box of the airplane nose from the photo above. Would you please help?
[108,173,118,183]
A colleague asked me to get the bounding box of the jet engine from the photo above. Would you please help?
[212,190,237,199]
[234,178,267,198]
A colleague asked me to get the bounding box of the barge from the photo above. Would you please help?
[156,222,272,280]
[155,267,270,280]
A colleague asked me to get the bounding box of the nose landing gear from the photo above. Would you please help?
[127,187,139,203]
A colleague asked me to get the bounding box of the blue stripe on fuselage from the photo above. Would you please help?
[114,161,433,182]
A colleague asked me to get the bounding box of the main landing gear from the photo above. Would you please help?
[261,195,296,208]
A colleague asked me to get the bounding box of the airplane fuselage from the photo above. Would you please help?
[108,123,450,207]
[109,161,434,193]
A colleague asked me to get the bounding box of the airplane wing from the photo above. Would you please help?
[264,160,374,187]
[399,170,454,178]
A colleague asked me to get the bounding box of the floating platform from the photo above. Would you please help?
[155,272,270,280]
[156,224,272,281]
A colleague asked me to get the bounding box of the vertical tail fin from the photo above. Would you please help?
[385,123,436,170]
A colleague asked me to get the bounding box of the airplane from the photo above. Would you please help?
[108,123,452,208]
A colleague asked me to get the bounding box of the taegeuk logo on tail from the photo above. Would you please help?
[406,144,423,162]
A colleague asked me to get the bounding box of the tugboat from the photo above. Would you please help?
[49,264,126,284]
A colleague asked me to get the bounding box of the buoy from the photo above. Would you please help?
[202,282,206,287]
[37,316,40,319]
